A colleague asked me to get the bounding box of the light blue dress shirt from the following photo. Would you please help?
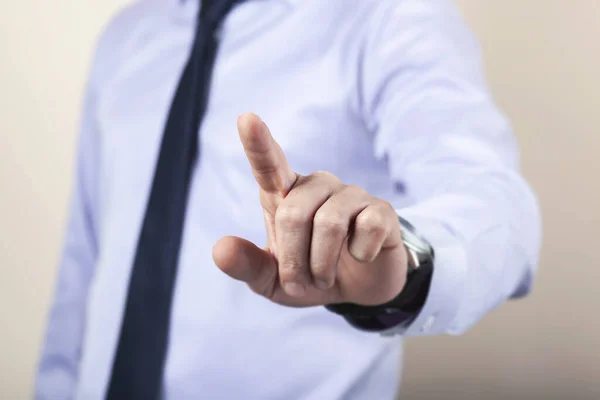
[36,0,541,399]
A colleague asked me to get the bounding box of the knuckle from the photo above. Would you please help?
[253,162,278,177]
[311,170,339,183]
[356,209,386,237]
[375,198,395,213]
[275,204,310,228]
[344,184,368,198]
[279,262,308,284]
[313,211,348,236]
[278,255,305,274]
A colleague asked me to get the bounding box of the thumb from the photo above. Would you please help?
[212,236,278,296]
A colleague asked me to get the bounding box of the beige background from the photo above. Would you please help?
[1,1,599,399]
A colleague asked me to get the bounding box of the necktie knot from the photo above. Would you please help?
[199,0,242,29]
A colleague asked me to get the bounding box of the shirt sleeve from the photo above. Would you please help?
[34,14,119,399]
[360,0,542,336]
[35,79,100,400]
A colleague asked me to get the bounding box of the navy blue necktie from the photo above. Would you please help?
[106,1,241,399]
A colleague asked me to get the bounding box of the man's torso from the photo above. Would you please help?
[77,1,410,398]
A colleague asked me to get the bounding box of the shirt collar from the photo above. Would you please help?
[177,0,299,6]
[168,0,298,24]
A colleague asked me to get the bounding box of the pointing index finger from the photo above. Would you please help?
[237,113,298,196]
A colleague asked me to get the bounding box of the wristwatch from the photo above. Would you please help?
[325,215,435,334]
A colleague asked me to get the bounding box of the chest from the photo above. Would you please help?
[96,8,381,189]
[92,4,396,239]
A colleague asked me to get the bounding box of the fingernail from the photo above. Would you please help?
[315,279,330,290]
[284,282,305,297]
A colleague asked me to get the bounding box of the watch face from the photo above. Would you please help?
[398,217,433,255]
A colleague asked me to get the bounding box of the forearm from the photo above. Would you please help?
[355,0,542,335]
[398,166,541,335]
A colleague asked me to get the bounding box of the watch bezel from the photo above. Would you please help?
[398,215,434,271]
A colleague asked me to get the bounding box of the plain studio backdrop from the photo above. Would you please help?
[1,1,599,399]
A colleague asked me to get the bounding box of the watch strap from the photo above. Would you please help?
[325,241,434,332]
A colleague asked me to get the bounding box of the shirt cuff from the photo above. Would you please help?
[391,208,468,336]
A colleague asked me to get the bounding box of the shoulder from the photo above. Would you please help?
[89,0,168,85]
[357,0,477,60]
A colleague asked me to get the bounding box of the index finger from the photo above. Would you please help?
[237,113,298,196]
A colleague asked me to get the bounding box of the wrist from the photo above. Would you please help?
[326,215,434,333]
